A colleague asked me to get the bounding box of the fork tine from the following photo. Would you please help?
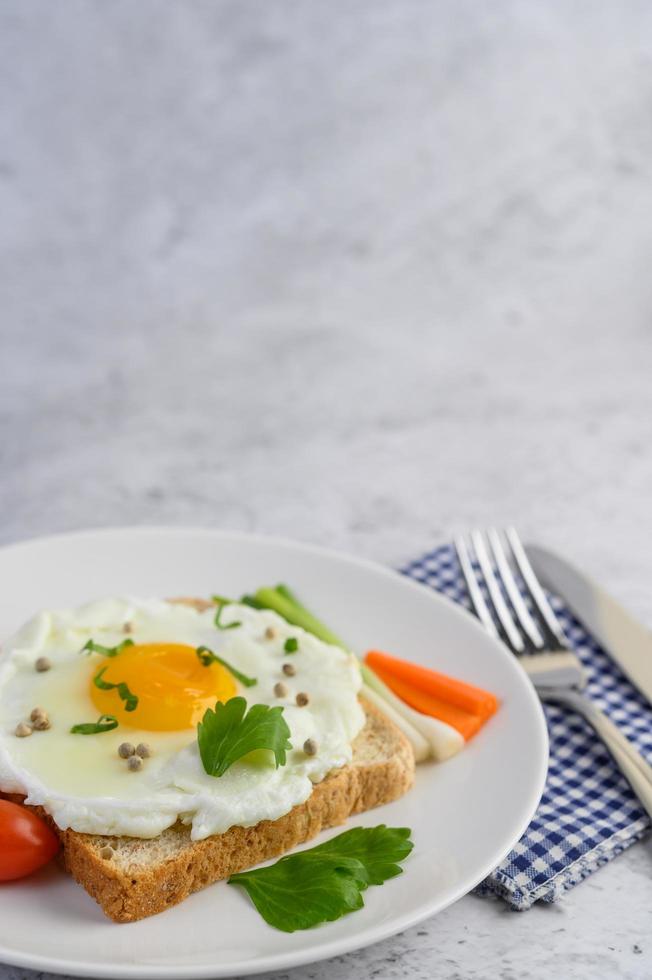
[454,536,501,642]
[471,531,525,653]
[505,527,569,648]
[487,528,545,650]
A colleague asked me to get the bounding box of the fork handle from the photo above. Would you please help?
[540,688,652,820]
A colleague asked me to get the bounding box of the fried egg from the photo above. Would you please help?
[0,599,365,839]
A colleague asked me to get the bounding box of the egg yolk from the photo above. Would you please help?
[89,643,237,731]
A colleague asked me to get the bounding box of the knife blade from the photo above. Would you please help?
[525,544,652,705]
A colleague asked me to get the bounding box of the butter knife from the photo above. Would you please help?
[526,544,652,706]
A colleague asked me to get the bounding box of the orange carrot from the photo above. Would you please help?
[364,650,499,740]
[365,650,498,717]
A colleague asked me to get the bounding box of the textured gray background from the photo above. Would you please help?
[2,1,652,977]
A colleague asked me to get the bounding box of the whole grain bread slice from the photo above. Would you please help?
[7,698,414,922]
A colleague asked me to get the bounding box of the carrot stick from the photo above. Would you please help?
[367,668,486,740]
[365,650,498,717]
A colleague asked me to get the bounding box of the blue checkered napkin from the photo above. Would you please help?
[400,544,652,910]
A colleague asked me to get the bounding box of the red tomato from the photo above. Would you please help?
[0,800,59,880]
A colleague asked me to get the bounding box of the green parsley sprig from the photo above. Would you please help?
[229,825,413,931]
[197,696,291,777]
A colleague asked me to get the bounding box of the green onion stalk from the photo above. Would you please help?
[243,585,463,762]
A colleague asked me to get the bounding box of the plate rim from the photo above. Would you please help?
[0,525,549,979]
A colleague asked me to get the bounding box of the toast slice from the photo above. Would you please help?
[8,698,414,922]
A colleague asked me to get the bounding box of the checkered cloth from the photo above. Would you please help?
[400,543,652,910]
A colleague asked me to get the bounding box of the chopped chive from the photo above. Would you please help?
[81,638,134,658]
[196,646,257,687]
[70,714,118,735]
[214,604,241,631]
[284,637,299,654]
[93,666,139,712]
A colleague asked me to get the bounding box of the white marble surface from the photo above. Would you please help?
[2,1,652,977]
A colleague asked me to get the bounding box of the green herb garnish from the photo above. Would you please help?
[70,714,119,735]
[214,604,241,631]
[196,646,257,687]
[283,637,298,654]
[81,638,134,658]
[228,825,413,931]
[239,594,266,610]
[251,587,345,647]
[197,696,291,778]
[93,666,139,712]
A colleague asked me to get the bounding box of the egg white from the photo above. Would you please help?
[0,598,365,839]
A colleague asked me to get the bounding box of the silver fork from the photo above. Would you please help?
[456,527,652,818]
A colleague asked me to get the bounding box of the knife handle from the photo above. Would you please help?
[543,689,652,820]
[606,741,652,821]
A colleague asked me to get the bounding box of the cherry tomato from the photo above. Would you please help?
[0,799,59,880]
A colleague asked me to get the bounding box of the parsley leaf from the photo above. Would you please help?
[70,714,119,735]
[197,696,291,777]
[93,665,139,712]
[196,646,257,687]
[81,638,134,657]
[305,825,414,885]
[228,825,413,931]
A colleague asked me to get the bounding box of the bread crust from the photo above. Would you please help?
[3,700,414,922]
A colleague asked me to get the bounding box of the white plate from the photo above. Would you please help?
[0,527,548,979]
